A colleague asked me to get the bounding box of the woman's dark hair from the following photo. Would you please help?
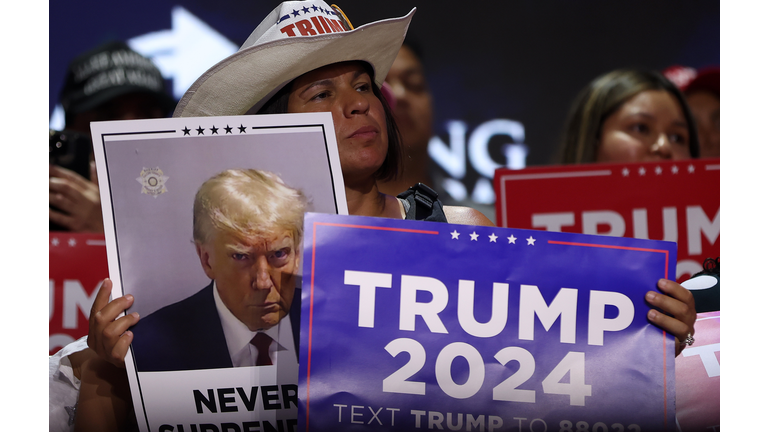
[258,61,403,182]
[558,69,700,164]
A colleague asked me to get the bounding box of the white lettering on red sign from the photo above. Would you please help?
[531,205,720,257]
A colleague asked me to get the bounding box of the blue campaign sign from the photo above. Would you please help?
[299,213,677,432]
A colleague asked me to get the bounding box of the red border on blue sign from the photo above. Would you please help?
[304,222,673,431]
[306,222,440,430]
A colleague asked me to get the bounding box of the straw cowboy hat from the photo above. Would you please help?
[174,1,415,118]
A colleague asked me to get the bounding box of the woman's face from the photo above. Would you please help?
[287,62,388,184]
[685,90,719,158]
[597,90,692,163]
[385,45,433,151]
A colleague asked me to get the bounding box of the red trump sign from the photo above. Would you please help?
[494,159,719,281]
[49,233,109,355]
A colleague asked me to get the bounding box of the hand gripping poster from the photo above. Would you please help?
[91,112,346,432]
[300,213,677,432]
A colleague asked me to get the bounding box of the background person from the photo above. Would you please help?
[378,39,434,196]
[554,68,702,344]
[50,40,175,233]
[664,65,720,159]
[378,40,497,222]
[558,69,700,164]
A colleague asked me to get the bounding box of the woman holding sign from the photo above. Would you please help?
[553,69,699,351]
[59,1,696,430]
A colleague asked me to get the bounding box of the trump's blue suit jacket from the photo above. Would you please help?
[130,282,301,372]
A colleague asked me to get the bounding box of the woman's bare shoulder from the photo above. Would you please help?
[443,206,495,227]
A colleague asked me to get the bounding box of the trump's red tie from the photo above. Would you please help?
[251,333,273,366]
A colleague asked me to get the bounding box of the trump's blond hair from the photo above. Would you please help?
[193,169,308,246]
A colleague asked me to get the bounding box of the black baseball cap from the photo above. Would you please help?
[59,41,177,118]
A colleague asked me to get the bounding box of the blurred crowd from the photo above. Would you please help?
[49,41,175,234]
[50,39,718,235]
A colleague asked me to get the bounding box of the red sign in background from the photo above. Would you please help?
[494,159,720,282]
[49,233,109,355]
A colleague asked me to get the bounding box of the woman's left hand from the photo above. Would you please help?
[645,278,697,357]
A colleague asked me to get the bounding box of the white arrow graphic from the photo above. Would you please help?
[128,6,238,99]
[50,6,238,129]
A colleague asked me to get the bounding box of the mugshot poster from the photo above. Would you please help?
[299,212,677,432]
[494,158,719,283]
[91,112,347,432]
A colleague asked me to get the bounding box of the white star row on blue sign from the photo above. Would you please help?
[450,230,536,245]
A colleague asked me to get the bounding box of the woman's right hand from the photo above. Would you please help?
[87,279,140,368]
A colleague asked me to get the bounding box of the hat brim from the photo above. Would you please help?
[174,8,415,118]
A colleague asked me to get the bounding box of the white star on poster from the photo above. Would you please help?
[671,165,679,174]
[655,166,662,175]
[622,167,629,176]
[688,164,695,173]
[451,230,460,239]
[470,232,479,241]
[68,238,77,247]
[508,234,517,244]
[526,236,536,245]
[638,167,646,176]
[51,237,60,246]
[489,233,498,242]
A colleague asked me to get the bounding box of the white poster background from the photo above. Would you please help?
[91,112,346,432]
